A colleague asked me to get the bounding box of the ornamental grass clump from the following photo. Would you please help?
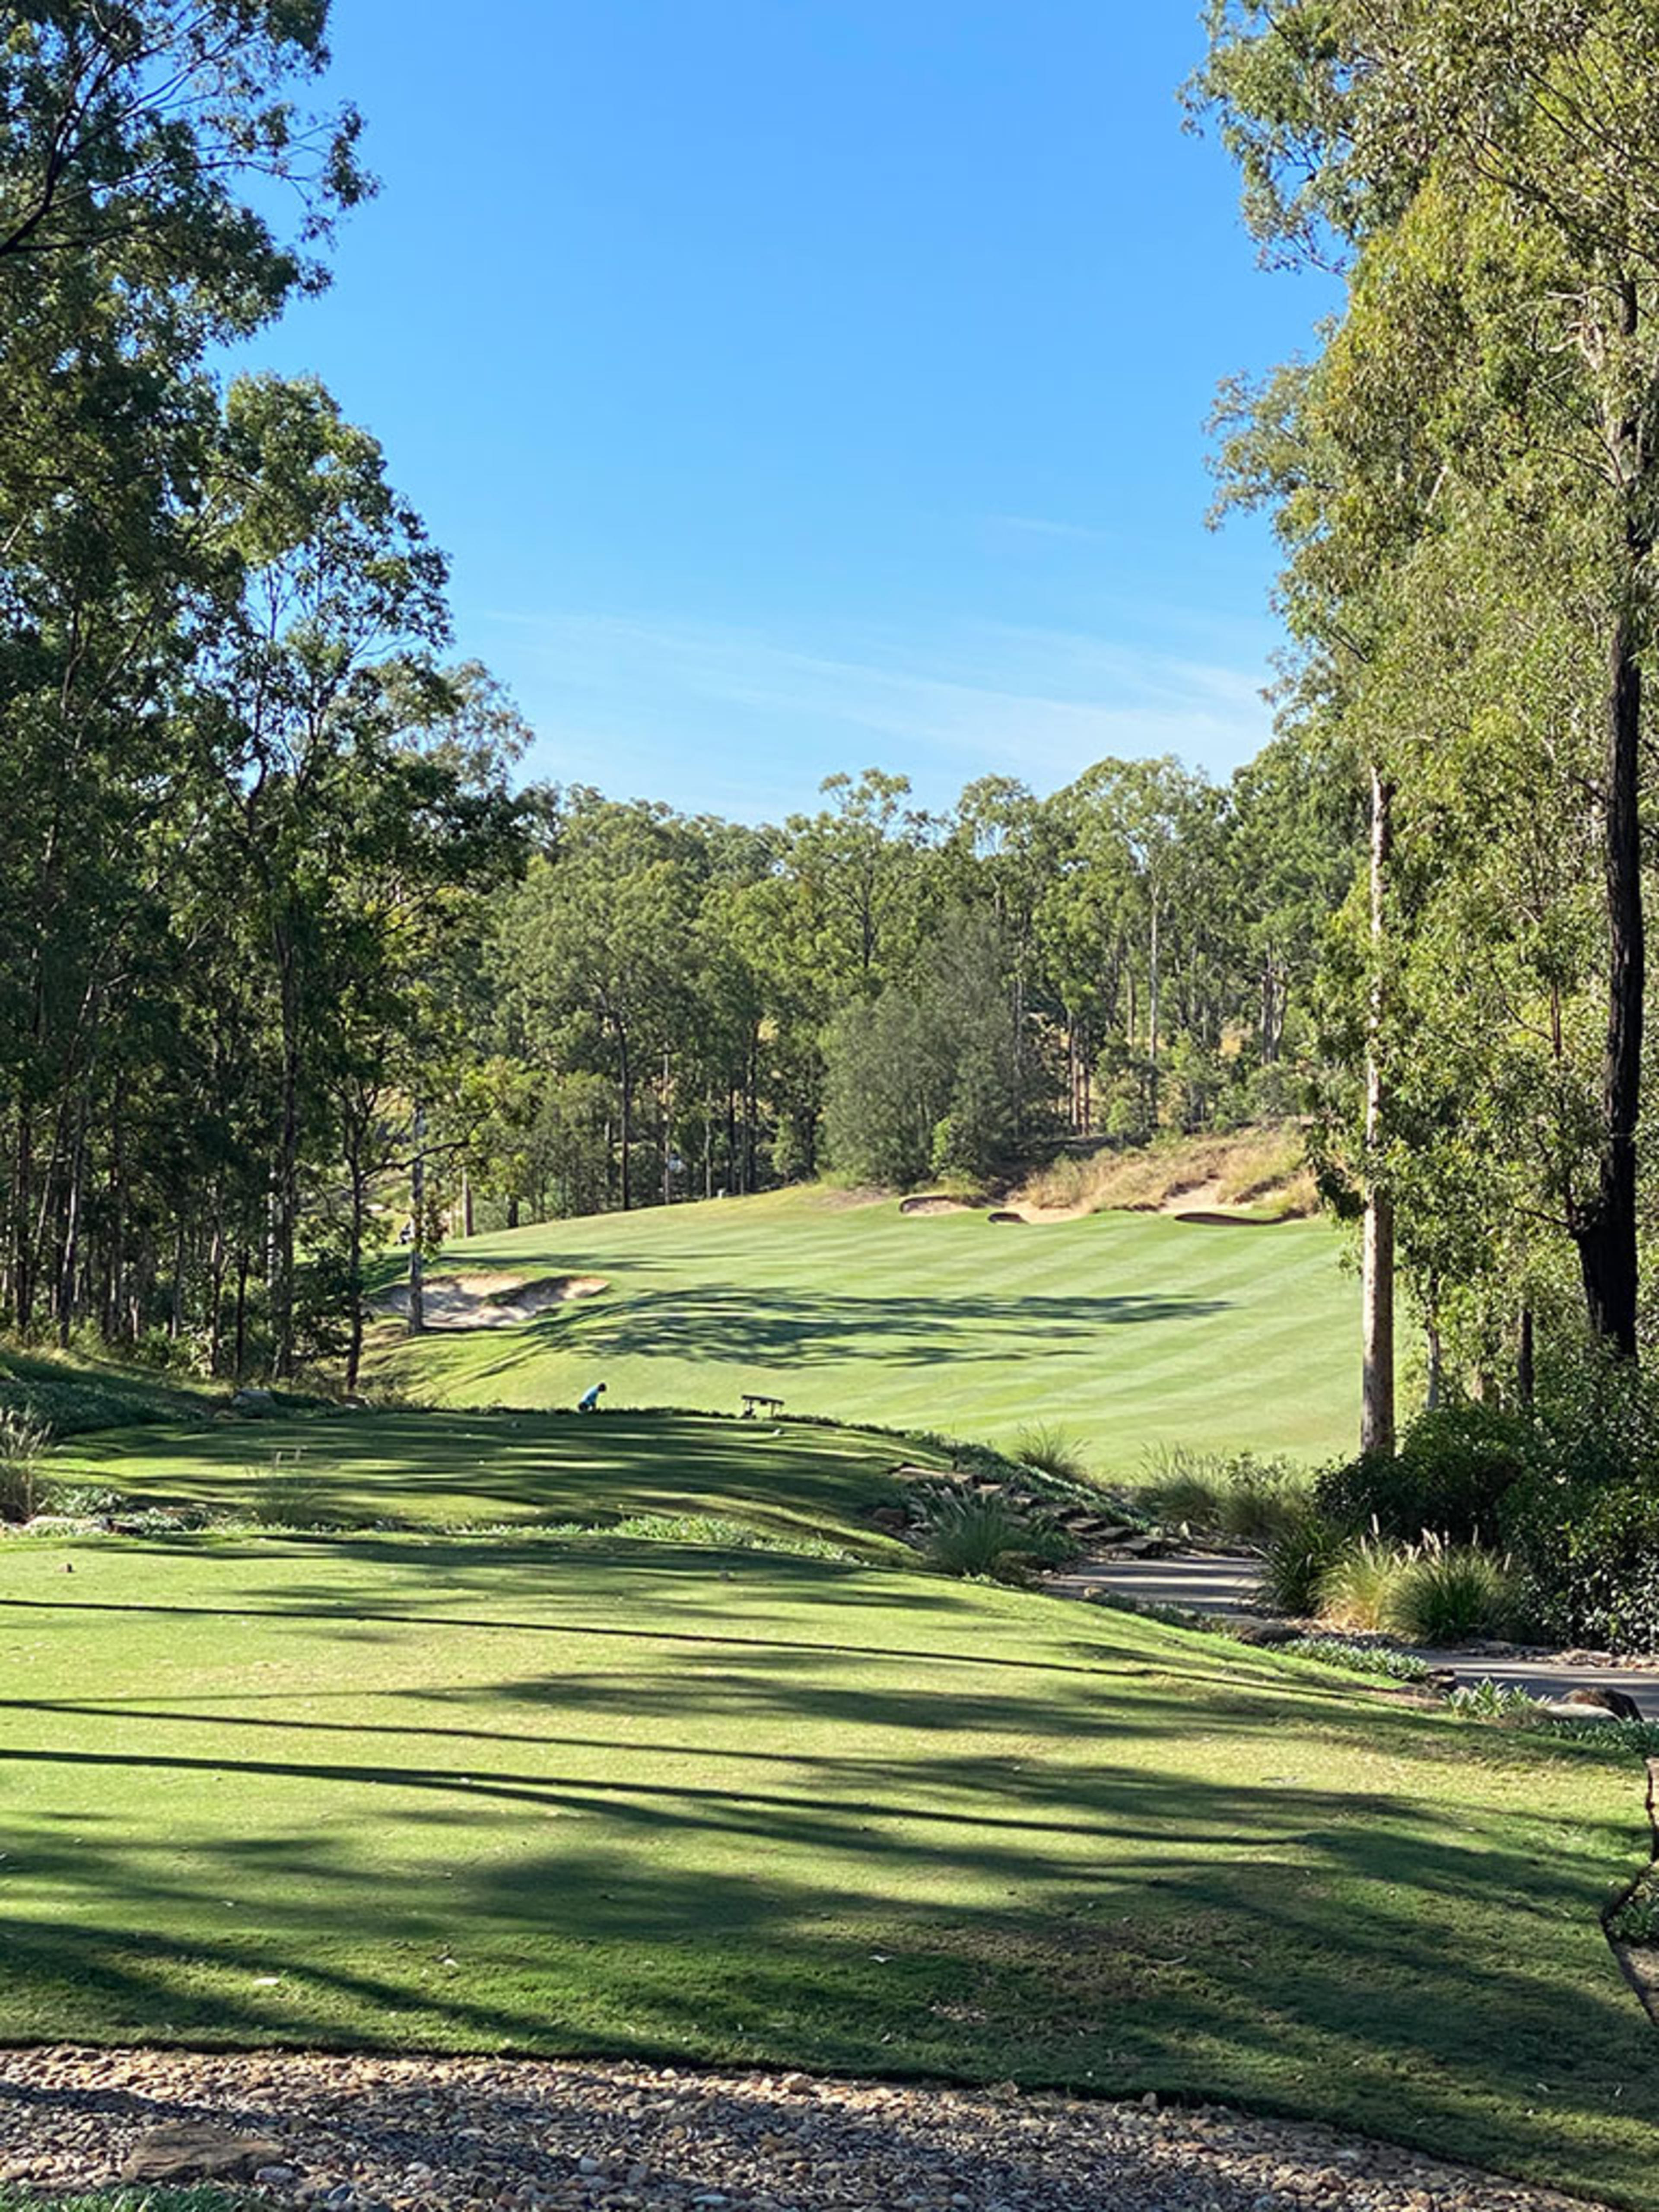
[1013,1424,1090,1484]
[1386,1538,1525,1644]
[1260,1509,1347,1615]
[0,1409,50,1523]
[923,1491,1066,1584]
[1147,1446,1308,1542]
[1317,1534,1408,1633]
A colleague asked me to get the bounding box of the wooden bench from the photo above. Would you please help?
[741,1393,785,1418]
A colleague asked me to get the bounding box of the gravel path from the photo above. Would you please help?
[1050,1554,1659,1712]
[0,2048,1608,2212]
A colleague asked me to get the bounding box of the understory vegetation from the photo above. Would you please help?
[1241,1382,1659,1652]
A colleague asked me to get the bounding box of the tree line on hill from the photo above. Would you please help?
[477,754,1357,1221]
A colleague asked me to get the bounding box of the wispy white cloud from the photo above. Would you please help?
[481,607,1276,814]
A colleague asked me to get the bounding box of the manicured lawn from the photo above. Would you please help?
[2,1522,1656,2206]
[48,1409,938,1557]
[370,1188,1357,1477]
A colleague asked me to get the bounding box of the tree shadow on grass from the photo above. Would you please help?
[539,1285,1230,1367]
[67,1408,940,1540]
[0,1698,1655,2207]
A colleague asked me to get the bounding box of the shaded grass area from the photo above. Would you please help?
[45,1410,937,1559]
[367,1189,1355,1475]
[0,1532,1655,2206]
[0,1348,226,1442]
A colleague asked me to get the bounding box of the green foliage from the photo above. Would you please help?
[1280,1635,1431,1682]
[821,909,1024,1188]
[1261,1510,1348,1615]
[1608,1869,1659,1949]
[1386,1541,1524,1645]
[1145,1445,1309,1540]
[1316,1403,1534,1545]
[0,2193,241,2212]
[0,1408,48,1522]
[1448,1681,1541,1723]
[1506,1475,1659,1654]
[1012,1424,1090,1483]
[921,1491,1058,1583]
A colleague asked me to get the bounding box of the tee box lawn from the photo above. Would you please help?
[6,1402,1659,2208]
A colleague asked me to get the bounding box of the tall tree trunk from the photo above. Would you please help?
[661,1044,672,1208]
[234,1244,248,1382]
[617,1026,632,1212]
[12,1107,34,1333]
[1574,599,1644,1357]
[271,941,302,1378]
[1517,1306,1536,1408]
[207,1185,227,1378]
[1360,766,1396,1459]
[744,1029,758,1194]
[345,1145,367,1395]
[407,1099,426,1335]
[55,1120,84,1347]
[1146,888,1160,1125]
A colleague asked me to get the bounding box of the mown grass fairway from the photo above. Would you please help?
[1,1503,1657,2207]
[372,1189,1356,1475]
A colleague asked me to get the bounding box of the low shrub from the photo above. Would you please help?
[1260,1510,1347,1615]
[1278,1635,1431,1682]
[1386,1540,1526,1644]
[1504,1472,1659,1653]
[1013,1424,1090,1484]
[1315,1402,1534,1546]
[923,1493,1054,1583]
[1448,1679,1541,1722]
[1608,1868,1659,1948]
[1318,1535,1407,1632]
[1144,1446,1308,1541]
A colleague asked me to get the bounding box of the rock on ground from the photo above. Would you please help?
[0,2047,1607,2212]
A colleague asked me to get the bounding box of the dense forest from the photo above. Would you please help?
[16,0,1659,1459]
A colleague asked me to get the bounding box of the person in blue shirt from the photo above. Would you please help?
[576,1382,607,1413]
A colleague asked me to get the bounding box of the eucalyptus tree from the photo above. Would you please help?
[195,373,450,1375]
[1195,0,1659,1366]
[498,795,704,1212]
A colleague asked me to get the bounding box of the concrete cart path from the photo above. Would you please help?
[1049,1549,1659,1715]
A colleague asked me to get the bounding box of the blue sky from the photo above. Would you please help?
[244,2,1331,820]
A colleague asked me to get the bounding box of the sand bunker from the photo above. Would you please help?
[899,1194,973,1216]
[377,1272,607,1331]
